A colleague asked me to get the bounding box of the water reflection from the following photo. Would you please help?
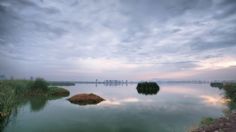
[29,97,48,112]
[4,83,227,132]
[100,97,140,106]
[17,96,67,112]
[200,95,229,106]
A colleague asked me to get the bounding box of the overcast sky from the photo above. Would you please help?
[0,0,236,81]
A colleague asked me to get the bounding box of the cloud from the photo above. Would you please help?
[0,0,236,80]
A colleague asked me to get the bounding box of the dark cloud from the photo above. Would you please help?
[30,21,67,39]
[190,37,236,51]
[212,0,236,19]
[122,0,206,22]
[1,0,60,14]
[190,25,236,51]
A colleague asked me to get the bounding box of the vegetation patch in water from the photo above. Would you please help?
[15,78,71,97]
[136,82,160,95]
[48,87,70,97]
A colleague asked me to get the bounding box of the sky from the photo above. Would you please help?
[0,0,236,81]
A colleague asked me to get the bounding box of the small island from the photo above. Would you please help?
[136,82,160,95]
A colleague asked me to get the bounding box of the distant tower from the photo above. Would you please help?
[30,76,34,81]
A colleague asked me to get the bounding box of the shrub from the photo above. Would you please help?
[48,87,70,96]
[136,82,160,95]
[31,78,48,91]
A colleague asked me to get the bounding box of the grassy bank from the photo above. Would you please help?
[211,82,236,110]
[191,82,236,131]
[0,78,69,130]
[223,83,236,102]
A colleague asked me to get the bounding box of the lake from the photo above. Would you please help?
[3,83,227,132]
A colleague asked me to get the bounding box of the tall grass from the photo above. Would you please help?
[0,80,26,130]
[0,80,33,114]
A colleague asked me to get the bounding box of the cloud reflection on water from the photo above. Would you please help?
[99,97,148,106]
[200,95,229,106]
[155,85,226,107]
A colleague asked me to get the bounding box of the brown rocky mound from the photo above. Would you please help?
[68,93,105,105]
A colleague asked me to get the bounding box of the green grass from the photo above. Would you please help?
[0,80,28,116]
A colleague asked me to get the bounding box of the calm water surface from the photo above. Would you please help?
[4,83,226,132]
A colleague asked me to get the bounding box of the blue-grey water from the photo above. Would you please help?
[4,83,226,132]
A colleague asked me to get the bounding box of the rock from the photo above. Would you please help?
[68,93,105,105]
[225,122,231,126]
[219,123,224,127]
